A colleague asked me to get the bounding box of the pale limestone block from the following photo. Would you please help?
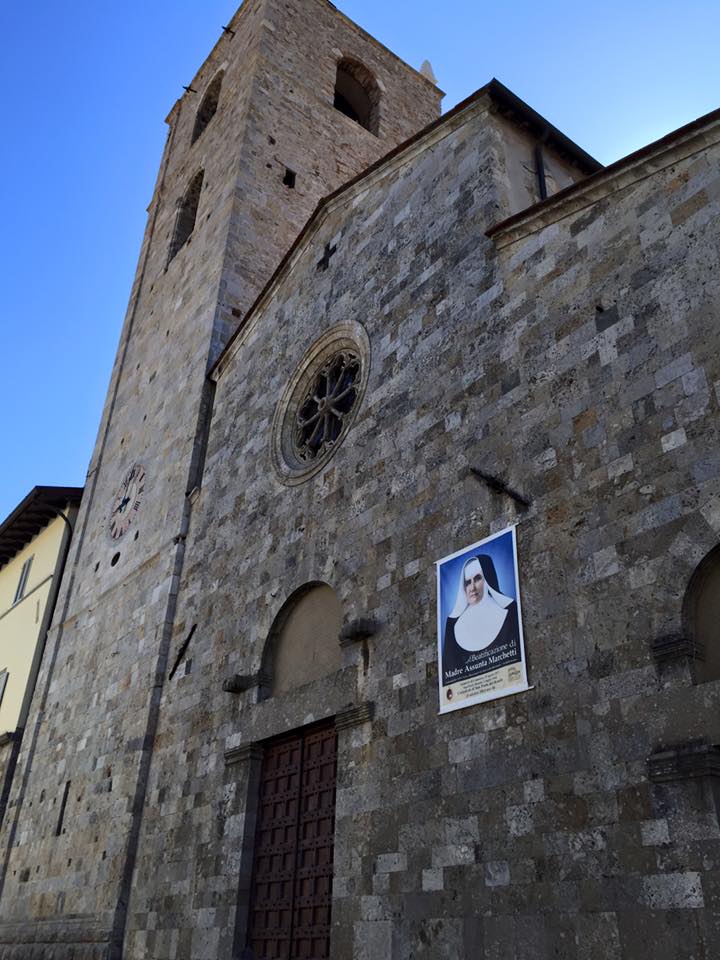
[485,860,510,887]
[524,778,545,804]
[641,819,670,846]
[422,868,444,891]
[641,872,704,909]
[661,427,687,452]
[593,545,620,579]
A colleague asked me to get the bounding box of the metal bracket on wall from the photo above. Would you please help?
[168,624,197,680]
[470,467,532,509]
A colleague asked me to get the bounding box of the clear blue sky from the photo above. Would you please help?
[1,0,718,520]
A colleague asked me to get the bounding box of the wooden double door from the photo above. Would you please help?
[247,724,337,959]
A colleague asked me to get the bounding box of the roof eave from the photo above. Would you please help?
[0,486,84,570]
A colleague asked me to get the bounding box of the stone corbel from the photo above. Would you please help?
[647,739,720,783]
[339,618,378,647]
[649,633,704,671]
[224,743,264,768]
[223,670,271,694]
[335,701,374,731]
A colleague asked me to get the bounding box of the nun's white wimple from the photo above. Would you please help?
[449,557,513,652]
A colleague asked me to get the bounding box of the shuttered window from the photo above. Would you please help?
[13,556,33,604]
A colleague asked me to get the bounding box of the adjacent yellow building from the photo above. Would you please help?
[0,487,82,812]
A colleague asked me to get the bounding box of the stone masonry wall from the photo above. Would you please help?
[0,1,441,954]
[121,98,720,959]
[211,0,442,361]
[0,0,264,934]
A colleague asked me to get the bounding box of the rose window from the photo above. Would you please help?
[293,350,361,462]
[272,322,369,485]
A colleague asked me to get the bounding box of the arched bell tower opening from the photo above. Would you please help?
[167,169,204,264]
[333,57,380,135]
[191,72,223,144]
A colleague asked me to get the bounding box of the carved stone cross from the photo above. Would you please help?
[317,242,337,271]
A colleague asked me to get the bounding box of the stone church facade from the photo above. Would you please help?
[1,1,719,957]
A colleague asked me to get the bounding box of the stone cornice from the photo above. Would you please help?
[0,916,111,945]
[225,743,264,767]
[224,702,375,763]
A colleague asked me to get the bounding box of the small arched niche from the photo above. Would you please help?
[168,170,204,264]
[683,544,720,682]
[191,72,223,145]
[265,583,343,696]
[333,58,380,135]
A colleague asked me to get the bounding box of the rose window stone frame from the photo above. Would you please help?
[272,322,370,485]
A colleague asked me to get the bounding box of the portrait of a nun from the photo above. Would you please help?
[442,553,520,678]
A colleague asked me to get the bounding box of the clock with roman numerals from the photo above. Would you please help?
[109,464,145,541]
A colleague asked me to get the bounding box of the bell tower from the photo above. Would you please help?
[0,1,442,956]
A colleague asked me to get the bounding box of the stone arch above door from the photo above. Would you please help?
[262,582,343,697]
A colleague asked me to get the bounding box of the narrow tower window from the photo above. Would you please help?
[191,72,223,145]
[283,168,296,189]
[168,171,204,264]
[55,780,71,836]
[333,58,380,135]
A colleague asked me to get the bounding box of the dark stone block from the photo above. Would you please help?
[501,369,521,394]
[617,784,652,822]
[595,305,620,332]
[618,908,703,960]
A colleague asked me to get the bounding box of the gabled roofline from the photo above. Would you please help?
[487,80,601,175]
[487,103,720,246]
[0,487,83,570]
[209,78,601,379]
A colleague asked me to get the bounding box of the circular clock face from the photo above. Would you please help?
[109,464,145,541]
